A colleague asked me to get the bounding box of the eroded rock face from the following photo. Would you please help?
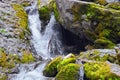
[55,0,120,48]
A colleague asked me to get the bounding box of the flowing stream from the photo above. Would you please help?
[11,1,62,80]
[11,1,84,80]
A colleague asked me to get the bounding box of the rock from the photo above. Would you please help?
[55,63,81,80]
[63,53,76,59]
[79,49,117,63]
[43,56,62,77]
[55,0,120,48]
[84,61,120,79]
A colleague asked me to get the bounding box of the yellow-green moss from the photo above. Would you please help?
[94,37,115,48]
[43,56,62,77]
[21,50,35,63]
[106,3,120,10]
[71,2,120,48]
[38,0,59,21]
[12,4,28,30]
[79,50,117,63]
[84,62,120,80]
[39,6,50,21]
[56,63,80,80]
[0,49,15,69]
[57,58,76,71]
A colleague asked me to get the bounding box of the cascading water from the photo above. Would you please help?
[11,1,63,80]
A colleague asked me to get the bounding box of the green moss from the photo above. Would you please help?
[57,58,76,71]
[56,63,80,80]
[0,48,22,69]
[12,4,28,30]
[53,2,59,21]
[21,50,35,63]
[38,0,59,21]
[39,6,50,21]
[99,29,112,38]
[71,2,120,48]
[84,62,120,80]
[12,4,29,39]
[79,50,110,61]
[106,3,120,10]
[43,56,62,77]
[94,37,115,48]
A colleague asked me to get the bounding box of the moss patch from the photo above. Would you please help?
[21,50,35,63]
[94,37,115,48]
[56,63,80,80]
[43,56,62,77]
[57,58,76,71]
[12,4,28,30]
[12,4,29,40]
[84,62,120,80]
[69,1,120,48]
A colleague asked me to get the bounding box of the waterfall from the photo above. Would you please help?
[26,1,63,60]
[11,1,63,80]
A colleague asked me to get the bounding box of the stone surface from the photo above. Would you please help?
[0,0,32,55]
[55,0,120,48]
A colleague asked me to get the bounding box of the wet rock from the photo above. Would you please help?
[55,0,120,48]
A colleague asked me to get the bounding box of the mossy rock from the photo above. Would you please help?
[84,62,120,80]
[12,4,28,30]
[57,58,76,71]
[38,0,59,22]
[21,50,35,63]
[43,56,62,77]
[39,6,51,21]
[106,3,120,10]
[0,50,16,69]
[56,63,81,80]
[79,49,117,63]
[11,4,29,40]
[55,0,120,48]
[94,37,115,49]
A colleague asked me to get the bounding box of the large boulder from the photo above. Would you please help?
[55,0,120,48]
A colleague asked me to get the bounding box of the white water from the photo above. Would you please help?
[11,1,62,80]
[11,61,48,80]
[27,1,57,60]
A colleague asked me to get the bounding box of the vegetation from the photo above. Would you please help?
[11,4,29,40]
[56,63,80,80]
[21,50,35,63]
[57,58,76,71]
[84,62,120,80]
[43,56,62,77]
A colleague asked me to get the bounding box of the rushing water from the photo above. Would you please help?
[11,1,62,80]
[11,1,84,80]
